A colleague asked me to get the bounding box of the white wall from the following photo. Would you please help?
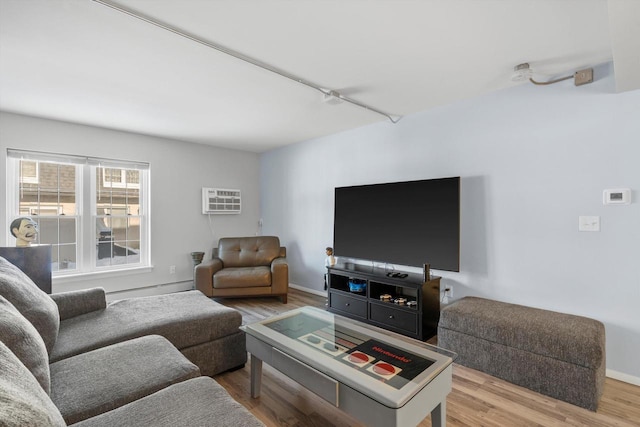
[260,62,640,382]
[1,112,260,299]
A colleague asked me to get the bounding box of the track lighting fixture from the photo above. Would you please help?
[91,0,401,123]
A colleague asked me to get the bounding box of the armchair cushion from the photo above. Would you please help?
[0,256,59,354]
[214,266,271,289]
[218,236,281,267]
[0,295,51,394]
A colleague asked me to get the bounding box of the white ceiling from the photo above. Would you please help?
[1,0,638,152]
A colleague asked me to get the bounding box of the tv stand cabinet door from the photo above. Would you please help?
[329,291,367,320]
[369,303,420,338]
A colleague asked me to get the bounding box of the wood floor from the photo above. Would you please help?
[214,289,640,427]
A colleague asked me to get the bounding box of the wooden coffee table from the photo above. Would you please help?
[243,306,455,427]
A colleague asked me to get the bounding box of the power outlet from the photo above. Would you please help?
[444,286,453,299]
[169,265,176,274]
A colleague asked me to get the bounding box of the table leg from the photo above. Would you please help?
[250,354,263,398]
[430,400,446,427]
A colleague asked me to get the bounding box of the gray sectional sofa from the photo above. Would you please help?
[0,256,264,426]
[49,287,247,376]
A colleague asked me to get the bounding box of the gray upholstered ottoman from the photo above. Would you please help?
[437,297,606,410]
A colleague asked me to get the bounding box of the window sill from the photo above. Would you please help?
[52,265,154,285]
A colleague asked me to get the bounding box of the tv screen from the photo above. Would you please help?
[333,177,460,272]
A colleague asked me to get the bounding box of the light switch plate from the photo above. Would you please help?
[579,216,600,232]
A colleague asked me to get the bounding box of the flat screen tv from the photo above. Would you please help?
[333,177,460,272]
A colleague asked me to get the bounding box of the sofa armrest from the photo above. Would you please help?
[50,287,106,320]
[195,258,223,296]
[271,257,289,296]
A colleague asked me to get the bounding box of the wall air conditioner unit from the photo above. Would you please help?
[202,188,241,214]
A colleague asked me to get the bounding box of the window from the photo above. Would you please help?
[95,164,142,267]
[6,150,150,275]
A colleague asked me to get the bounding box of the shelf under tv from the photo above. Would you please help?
[326,262,441,341]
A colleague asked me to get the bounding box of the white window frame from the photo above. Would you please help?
[6,149,150,278]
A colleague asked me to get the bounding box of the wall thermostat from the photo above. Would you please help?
[603,188,631,205]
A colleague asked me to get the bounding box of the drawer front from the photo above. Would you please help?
[330,292,367,319]
[370,303,419,335]
[272,348,339,406]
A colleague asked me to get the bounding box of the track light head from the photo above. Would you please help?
[512,63,533,81]
[322,90,344,105]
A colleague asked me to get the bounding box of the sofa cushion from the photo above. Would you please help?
[50,290,242,362]
[214,266,272,288]
[50,288,107,321]
[50,335,200,424]
[0,340,65,427]
[0,295,51,394]
[0,256,59,354]
[69,377,265,427]
[218,236,281,268]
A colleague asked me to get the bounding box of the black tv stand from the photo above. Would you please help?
[326,262,441,341]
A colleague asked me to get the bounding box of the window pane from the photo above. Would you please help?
[126,170,140,188]
[18,161,76,216]
[20,161,38,183]
[37,217,76,245]
[105,168,122,185]
[38,217,77,245]
[128,217,140,244]
[59,218,76,244]
[37,217,77,272]
[97,167,140,217]
[96,191,113,215]
[97,216,113,262]
[111,216,128,241]
[38,218,58,244]
[95,213,141,267]
[53,244,77,272]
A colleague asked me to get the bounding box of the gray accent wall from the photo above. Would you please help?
[1,112,260,298]
[260,62,640,382]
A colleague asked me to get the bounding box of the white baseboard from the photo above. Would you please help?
[288,282,327,297]
[105,280,193,302]
[606,369,640,386]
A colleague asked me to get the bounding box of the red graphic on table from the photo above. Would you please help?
[350,339,434,389]
[367,361,402,379]
[343,350,375,367]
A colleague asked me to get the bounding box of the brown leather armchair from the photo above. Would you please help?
[195,236,288,303]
